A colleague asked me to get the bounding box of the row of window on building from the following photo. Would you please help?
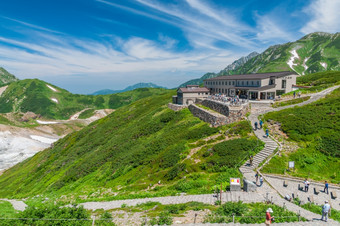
[205,80,261,87]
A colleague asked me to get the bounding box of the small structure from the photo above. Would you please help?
[230,178,241,191]
[173,85,210,105]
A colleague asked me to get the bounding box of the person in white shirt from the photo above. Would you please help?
[321,200,331,222]
[304,178,310,192]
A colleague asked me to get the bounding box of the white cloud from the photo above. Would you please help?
[255,14,295,43]
[301,0,340,34]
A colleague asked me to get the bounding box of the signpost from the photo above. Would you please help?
[289,161,295,171]
[230,178,241,191]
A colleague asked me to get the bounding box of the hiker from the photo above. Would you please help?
[324,181,329,194]
[298,91,301,98]
[293,91,296,98]
[265,129,269,138]
[265,208,274,225]
[255,171,259,185]
[259,176,264,187]
[304,178,310,192]
[321,200,331,222]
[254,122,258,130]
[259,119,263,128]
[249,155,253,166]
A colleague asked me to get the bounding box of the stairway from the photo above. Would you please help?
[239,114,278,178]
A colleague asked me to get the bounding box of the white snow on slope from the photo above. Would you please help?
[36,120,59,124]
[287,49,299,73]
[30,135,57,144]
[47,84,58,92]
[51,98,58,103]
[302,57,310,75]
[320,62,327,69]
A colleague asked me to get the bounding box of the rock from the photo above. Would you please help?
[20,112,39,122]
[243,179,257,192]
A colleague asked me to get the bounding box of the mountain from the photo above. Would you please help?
[179,52,259,87]
[0,79,167,119]
[0,67,19,86]
[181,32,339,86]
[0,89,260,199]
[91,82,167,95]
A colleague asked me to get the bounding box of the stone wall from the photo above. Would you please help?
[168,103,187,111]
[189,102,249,127]
[188,104,227,127]
[201,99,229,116]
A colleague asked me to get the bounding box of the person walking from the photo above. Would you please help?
[265,129,269,138]
[249,155,253,166]
[324,181,329,194]
[259,119,263,128]
[265,208,274,225]
[259,176,264,187]
[255,171,259,185]
[321,200,331,222]
[293,91,296,98]
[304,178,310,192]
[254,122,258,130]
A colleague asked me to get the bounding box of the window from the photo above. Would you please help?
[242,81,244,86]
[282,80,286,88]
[269,79,275,85]
[233,81,235,85]
[229,81,231,86]
[257,81,260,86]
[246,81,249,86]
[251,81,254,85]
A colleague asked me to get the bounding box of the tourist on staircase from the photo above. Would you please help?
[321,201,331,222]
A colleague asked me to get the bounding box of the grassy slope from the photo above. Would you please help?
[0,90,261,200]
[0,79,167,120]
[262,87,340,182]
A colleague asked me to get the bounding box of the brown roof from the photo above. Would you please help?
[205,71,297,81]
[178,87,210,93]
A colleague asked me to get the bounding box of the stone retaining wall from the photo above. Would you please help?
[168,103,187,111]
[188,104,227,127]
[188,103,249,127]
[201,99,230,116]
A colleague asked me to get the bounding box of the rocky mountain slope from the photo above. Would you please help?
[181,32,339,86]
[180,52,259,87]
[0,67,18,86]
[91,82,167,95]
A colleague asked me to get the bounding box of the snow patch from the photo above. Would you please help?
[36,120,59,125]
[51,98,58,103]
[47,84,58,92]
[30,135,57,144]
[287,49,299,72]
[320,62,327,69]
[302,57,309,75]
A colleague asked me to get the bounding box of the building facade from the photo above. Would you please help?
[204,71,298,100]
[173,85,210,105]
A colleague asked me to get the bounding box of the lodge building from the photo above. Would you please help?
[204,71,298,100]
[173,71,298,105]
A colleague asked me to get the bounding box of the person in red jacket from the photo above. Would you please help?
[265,208,273,225]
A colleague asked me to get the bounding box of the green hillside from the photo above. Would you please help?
[262,72,340,182]
[0,90,262,200]
[0,67,18,85]
[181,32,339,87]
[0,79,167,120]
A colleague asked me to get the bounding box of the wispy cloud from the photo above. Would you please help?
[300,0,340,34]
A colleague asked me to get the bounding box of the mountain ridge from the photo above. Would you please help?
[91,82,167,95]
[180,32,340,87]
[0,67,19,86]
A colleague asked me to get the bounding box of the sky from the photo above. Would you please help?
[0,0,339,93]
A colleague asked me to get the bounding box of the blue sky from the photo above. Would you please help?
[0,0,339,93]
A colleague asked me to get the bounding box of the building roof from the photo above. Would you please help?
[205,71,297,81]
[178,87,210,93]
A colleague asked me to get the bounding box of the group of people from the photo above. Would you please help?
[208,94,248,106]
[253,120,269,137]
[303,179,329,194]
[293,91,302,98]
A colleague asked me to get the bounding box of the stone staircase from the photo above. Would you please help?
[239,113,279,178]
